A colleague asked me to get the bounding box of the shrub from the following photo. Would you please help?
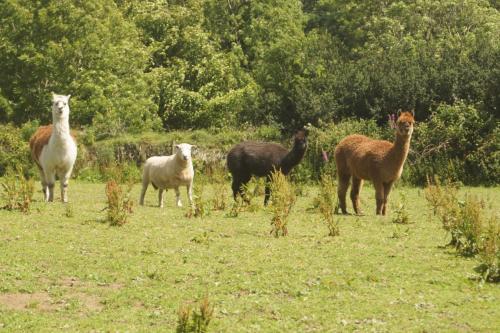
[104,180,134,226]
[1,167,35,213]
[269,170,296,237]
[409,102,498,185]
[176,297,214,333]
[0,124,31,177]
[316,173,339,236]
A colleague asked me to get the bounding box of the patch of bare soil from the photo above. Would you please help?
[0,292,56,311]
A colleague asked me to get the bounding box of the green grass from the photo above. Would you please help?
[0,181,499,332]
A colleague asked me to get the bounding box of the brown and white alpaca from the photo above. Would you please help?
[334,111,415,215]
[29,93,77,202]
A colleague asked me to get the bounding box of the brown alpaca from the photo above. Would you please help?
[334,111,415,215]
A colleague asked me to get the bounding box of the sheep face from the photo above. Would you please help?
[52,93,71,120]
[175,143,195,161]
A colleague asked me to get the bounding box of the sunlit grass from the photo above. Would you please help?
[0,181,499,332]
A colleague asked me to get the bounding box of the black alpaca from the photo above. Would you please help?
[226,129,307,205]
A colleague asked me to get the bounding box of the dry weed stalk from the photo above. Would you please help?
[269,170,296,237]
[105,179,133,226]
[317,173,339,236]
[176,297,214,333]
[1,167,34,213]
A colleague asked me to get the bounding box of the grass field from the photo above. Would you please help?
[0,181,499,332]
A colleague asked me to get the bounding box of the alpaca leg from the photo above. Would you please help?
[58,168,73,203]
[44,169,56,202]
[186,182,194,207]
[350,177,363,215]
[175,187,182,207]
[158,188,164,208]
[337,174,350,214]
[38,168,48,201]
[382,182,393,216]
[232,174,250,201]
[231,176,242,200]
[374,182,385,215]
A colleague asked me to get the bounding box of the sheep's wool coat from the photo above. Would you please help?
[142,144,194,189]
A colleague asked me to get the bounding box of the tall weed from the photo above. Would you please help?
[104,179,134,226]
[176,297,214,333]
[391,191,410,225]
[476,216,499,283]
[210,166,227,211]
[269,170,296,237]
[425,176,499,282]
[1,167,34,213]
[316,173,339,236]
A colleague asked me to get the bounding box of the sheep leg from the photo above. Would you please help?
[382,182,393,216]
[337,173,350,214]
[350,177,363,215]
[158,188,165,208]
[175,187,182,207]
[58,168,73,203]
[139,179,149,206]
[374,181,385,215]
[44,168,56,202]
[186,182,194,207]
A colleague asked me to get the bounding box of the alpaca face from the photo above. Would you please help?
[52,93,71,119]
[175,143,195,161]
[294,129,308,150]
[396,111,415,137]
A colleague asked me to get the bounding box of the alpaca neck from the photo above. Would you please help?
[281,144,306,174]
[389,132,411,167]
[51,116,71,141]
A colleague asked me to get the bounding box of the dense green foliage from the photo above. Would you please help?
[1,0,498,132]
[0,1,498,184]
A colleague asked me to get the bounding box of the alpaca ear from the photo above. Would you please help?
[51,92,57,100]
[175,145,180,150]
[191,145,197,149]
[397,109,402,117]
[410,109,415,117]
[66,94,71,100]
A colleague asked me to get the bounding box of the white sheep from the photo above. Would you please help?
[139,143,195,208]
